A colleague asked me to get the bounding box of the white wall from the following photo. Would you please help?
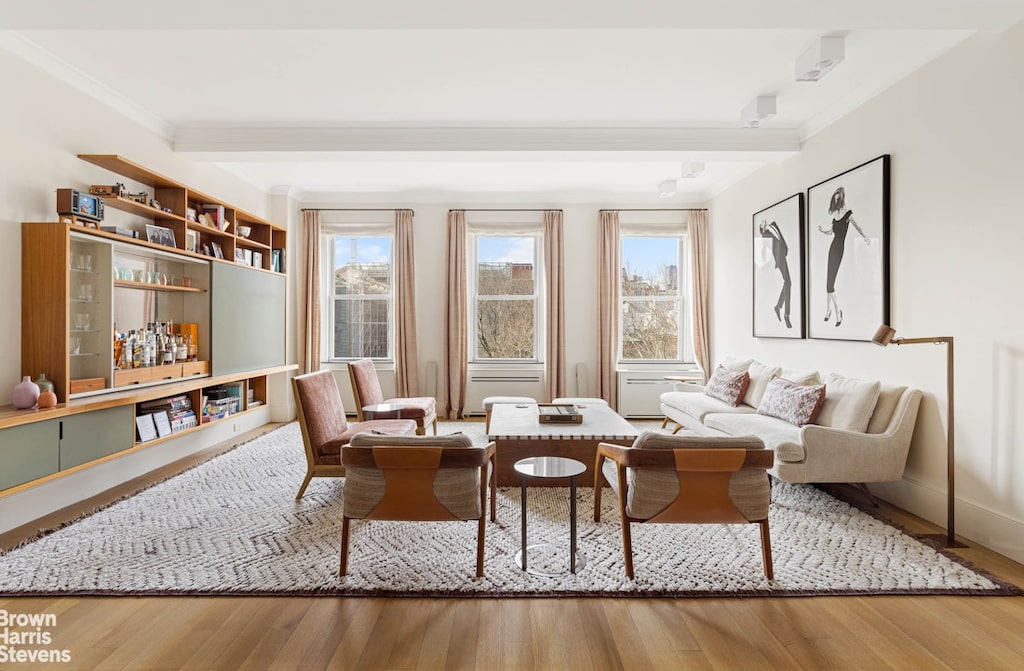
[710,23,1024,560]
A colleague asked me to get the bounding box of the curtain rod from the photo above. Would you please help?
[599,208,705,212]
[449,208,562,213]
[300,208,412,212]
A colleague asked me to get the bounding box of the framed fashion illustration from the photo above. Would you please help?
[752,193,804,338]
[806,154,890,341]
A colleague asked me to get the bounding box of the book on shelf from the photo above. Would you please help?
[202,204,226,230]
[153,411,173,438]
[271,249,285,273]
[135,414,157,442]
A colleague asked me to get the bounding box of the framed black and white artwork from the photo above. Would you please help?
[806,154,890,341]
[752,193,804,338]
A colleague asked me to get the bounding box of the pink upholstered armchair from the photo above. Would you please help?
[291,370,418,501]
[348,358,438,435]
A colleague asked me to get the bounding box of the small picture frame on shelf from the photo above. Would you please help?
[210,241,224,259]
[186,207,197,222]
[145,223,176,248]
[234,248,246,263]
[198,213,212,228]
[202,243,212,257]
[185,229,198,253]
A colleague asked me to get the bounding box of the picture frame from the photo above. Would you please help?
[145,223,176,248]
[234,248,246,263]
[210,241,224,259]
[185,229,198,253]
[186,207,197,222]
[752,193,805,338]
[806,154,890,341]
[202,243,211,257]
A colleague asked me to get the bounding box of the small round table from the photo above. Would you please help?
[514,456,587,576]
[361,403,406,420]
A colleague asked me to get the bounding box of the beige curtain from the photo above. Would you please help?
[689,210,711,381]
[394,209,419,396]
[444,210,468,419]
[598,211,620,409]
[300,209,321,374]
[543,210,565,400]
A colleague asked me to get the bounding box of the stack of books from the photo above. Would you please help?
[201,384,244,423]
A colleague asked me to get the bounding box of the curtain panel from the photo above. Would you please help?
[300,210,321,374]
[444,211,468,419]
[597,211,620,409]
[543,210,565,400]
[394,209,420,396]
[689,210,711,381]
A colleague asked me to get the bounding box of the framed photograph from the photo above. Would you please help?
[234,248,246,263]
[210,241,224,259]
[185,229,198,253]
[202,243,211,257]
[186,207,197,222]
[145,223,176,248]
[807,154,890,341]
[753,193,804,338]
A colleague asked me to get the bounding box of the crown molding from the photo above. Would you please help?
[0,31,176,140]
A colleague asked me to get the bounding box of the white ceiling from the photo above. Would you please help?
[3,1,1023,202]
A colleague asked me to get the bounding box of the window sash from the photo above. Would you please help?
[469,233,542,362]
[323,233,395,362]
[618,234,692,363]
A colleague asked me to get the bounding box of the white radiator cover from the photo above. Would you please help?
[617,372,680,418]
[466,369,545,415]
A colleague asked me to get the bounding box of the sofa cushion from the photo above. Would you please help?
[743,360,782,408]
[721,356,754,372]
[866,384,907,434]
[704,365,750,407]
[781,368,822,386]
[704,412,806,463]
[757,378,826,426]
[660,391,757,424]
[815,373,881,432]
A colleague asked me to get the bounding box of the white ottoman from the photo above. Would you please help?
[483,396,536,433]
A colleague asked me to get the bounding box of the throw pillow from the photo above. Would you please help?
[720,356,753,372]
[780,368,822,386]
[743,360,782,408]
[703,365,750,407]
[757,378,827,426]
[814,373,882,432]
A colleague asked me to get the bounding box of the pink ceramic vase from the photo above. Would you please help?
[12,376,40,409]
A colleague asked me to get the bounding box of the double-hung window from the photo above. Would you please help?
[324,229,394,361]
[469,233,542,362]
[619,232,693,363]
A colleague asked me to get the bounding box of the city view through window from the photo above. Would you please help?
[332,236,392,359]
[621,236,685,361]
[475,236,537,360]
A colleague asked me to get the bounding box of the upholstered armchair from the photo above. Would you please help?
[594,432,775,580]
[340,433,497,577]
[291,370,418,501]
[348,358,438,435]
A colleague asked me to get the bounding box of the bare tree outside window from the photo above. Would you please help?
[620,236,690,361]
[332,236,392,359]
[473,236,539,360]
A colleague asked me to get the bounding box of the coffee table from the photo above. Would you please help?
[514,456,587,576]
[487,402,639,486]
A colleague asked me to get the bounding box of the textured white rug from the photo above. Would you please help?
[0,422,1016,597]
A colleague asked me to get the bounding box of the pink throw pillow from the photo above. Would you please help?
[704,365,750,407]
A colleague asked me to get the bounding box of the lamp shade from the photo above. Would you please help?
[872,324,896,346]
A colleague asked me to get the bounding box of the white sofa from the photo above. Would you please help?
[658,358,922,485]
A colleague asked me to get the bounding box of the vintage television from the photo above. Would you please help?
[56,188,105,222]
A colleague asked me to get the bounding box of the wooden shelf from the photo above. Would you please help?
[103,195,188,223]
[114,279,206,293]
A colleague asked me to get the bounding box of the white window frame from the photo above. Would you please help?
[321,224,395,363]
[618,229,694,365]
[468,230,544,364]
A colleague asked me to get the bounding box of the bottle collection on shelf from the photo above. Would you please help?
[113,321,198,370]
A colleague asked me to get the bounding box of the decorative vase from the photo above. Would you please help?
[37,390,58,409]
[12,376,40,409]
[34,373,55,394]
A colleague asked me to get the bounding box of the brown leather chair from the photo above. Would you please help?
[348,358,438,435]
[340,433,497,577]
[291,370,418,501]
[594,432,774,580]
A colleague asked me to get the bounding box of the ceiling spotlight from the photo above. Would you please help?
[657,179,677,198]
[795,36,845,82]
[679,161,705,179]
[740,96,776,128]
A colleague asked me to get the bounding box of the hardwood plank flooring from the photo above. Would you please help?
[2,423,1023,670]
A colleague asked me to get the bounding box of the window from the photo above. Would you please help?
[470,234,541,361]
[327,234,393,360]
[620,234,692,363]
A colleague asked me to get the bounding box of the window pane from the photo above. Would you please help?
[333,299,389,358]
[621,237,679,297]
[621,299,679,359]
[334,236,392,295]
[477,237,535,295]
[477,299,535,358]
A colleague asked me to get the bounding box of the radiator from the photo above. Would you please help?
[466,370,545,415]
[617,372,680,418]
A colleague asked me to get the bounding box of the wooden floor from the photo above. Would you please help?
[3,424,1024,670]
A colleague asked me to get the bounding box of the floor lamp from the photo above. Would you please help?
[871,325,966,548]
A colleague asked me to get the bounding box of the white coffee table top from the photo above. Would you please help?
[487,402,639,441]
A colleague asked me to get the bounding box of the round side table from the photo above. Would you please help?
[361,403,406,420]
[513,456,587,576]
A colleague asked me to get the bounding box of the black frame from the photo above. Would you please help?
[806,154,890,341]
[752,193,805,338]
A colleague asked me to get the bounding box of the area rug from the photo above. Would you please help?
[0,422,1018,598]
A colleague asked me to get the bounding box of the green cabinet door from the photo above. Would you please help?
[0,419,60,490]
[60,406,134,470]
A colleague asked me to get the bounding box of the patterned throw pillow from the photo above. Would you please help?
[757,378,827,426]
[703,365,750,407]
